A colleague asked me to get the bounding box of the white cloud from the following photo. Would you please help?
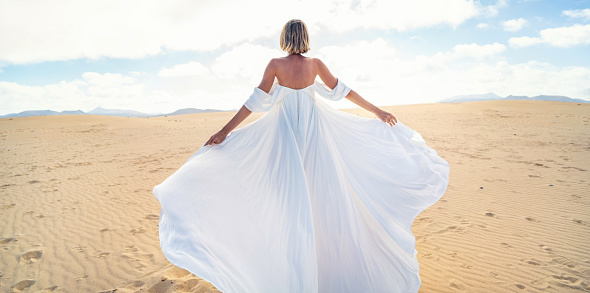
[477,23,490,29]
[315,0,480,32]
[82,72,136,86]
[563,9,590,20]
[479,0,508,17]
[0,0,482,64]
[502,18,527,32]
[409,42,506,68]
[509,24,590,48]
[159,62,210,78]
[0,72,166,114]
[210,43,283,82]
[0,80,86,114]
[540,24,590,47]
[462,61,590,98]
[452,43,506,58]
[3,37,589,116]
[508,36,542,47]
[314,40,512,107]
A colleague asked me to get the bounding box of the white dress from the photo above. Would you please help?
[153,79,450,293]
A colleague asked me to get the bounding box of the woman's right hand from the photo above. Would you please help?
[374,109,398,126]
[204,130,229,146]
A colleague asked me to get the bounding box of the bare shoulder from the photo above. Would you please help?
[311,58,330,71]
[269,57,289,69]
[311,57,325,66]
[267,57,280,66]
[263,58,283,73]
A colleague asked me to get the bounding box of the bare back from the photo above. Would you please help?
[274,55,316,89]
[257,54,338,93]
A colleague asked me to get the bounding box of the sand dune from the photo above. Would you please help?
[1,100,588,292]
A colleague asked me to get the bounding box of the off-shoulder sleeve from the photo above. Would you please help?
[243,84,277,112]
[312,79,351,101]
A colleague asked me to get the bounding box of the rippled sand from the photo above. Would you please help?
[1,100,588,292]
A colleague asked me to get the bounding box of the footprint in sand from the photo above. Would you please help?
[0,236,18,251]
[530,276,551,290]
[562,166,587,172]
[129,227,147,235]
[0,237,16,244]
[95,252,110,259]
[500,242,514,249]
[448,279,466,291]
[3,203,16,209]
[522,258,545,266]
[147,279,177,293]
[121,245,155,270]
[143,214,159,220]
[433,225,466,235]
[552,275,579,283]
[539,244,553,253]
[11,279,36,291]
[550,274,587,290]
[135,272,221,293]
[421,252,440,261]
[551,256,576,269]
[18,250,43,264]
[415,217,434,224]
[72,245,86,253]
[38,285,59,292]
[460,263,472,269]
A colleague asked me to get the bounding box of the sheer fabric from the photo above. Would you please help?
[153,79,449,293]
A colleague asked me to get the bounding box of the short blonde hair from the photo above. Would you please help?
[280,19,310,54]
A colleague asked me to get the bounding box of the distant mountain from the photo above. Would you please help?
[163,108,230,116]
[439,92,503,103]
[440,93,590,103]
[87,107,156,117]
[504,95,530,100]
[0,107,229,118]
[530,95,588,103]
[0,109,86,118]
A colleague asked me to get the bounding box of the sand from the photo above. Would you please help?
[1,100,589,292]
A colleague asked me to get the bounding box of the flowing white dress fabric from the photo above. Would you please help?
[153,79,450,293]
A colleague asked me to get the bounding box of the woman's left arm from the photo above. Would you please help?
[345,90,398,126]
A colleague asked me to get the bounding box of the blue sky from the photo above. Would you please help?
[1,0,589,115]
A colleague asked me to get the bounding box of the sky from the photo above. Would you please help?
[1,0,589,115]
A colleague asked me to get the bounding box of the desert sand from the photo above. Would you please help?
[1,100,589,292]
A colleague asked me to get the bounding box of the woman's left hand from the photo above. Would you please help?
[375,109,398,126]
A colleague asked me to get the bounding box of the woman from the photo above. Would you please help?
[154,19,449,293]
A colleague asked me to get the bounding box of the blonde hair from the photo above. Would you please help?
[280,19,310,55]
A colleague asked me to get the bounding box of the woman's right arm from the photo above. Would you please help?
[204,105,252,146]
[315,59,397,126]
[204,59,277,146]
